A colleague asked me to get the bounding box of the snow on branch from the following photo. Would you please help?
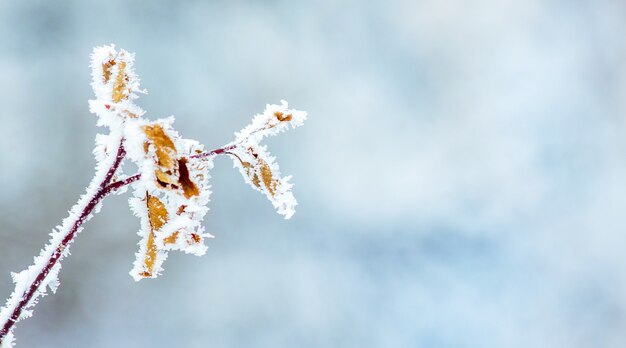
[0,45,306,347]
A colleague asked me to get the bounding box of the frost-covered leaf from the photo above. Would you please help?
[131,193,168,278]
[89,44,145,129]
[126,118,212,280]
[227,101,306,219]
[230,143,297,219]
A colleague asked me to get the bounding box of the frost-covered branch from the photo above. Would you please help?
[0,45,306,347]
[0,139,126,346]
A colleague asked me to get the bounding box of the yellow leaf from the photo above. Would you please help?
[178,157,199,198]
[102,59,115,84]
[112,61,127,103]
[258,159,276,196]
[163,231,179,245]
[148,195,168,230]
[274,111,293,122]
[143,124,177,170]
[141,194,169,277]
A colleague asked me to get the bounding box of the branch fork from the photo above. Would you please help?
[0,44,306,347]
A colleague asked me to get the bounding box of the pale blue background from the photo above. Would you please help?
[0,1,625,347]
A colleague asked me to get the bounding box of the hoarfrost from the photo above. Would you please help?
[228,101,307,219]
[0,44,306,346]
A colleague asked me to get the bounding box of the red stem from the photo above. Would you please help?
[190,144,237,159]
[0,140,126,343]
[105,174,141,193]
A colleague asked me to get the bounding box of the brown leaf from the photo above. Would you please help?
[190,233,201,243]
[141,194,169,277]
[102,59,115,84]
[148,195,168,231]
[155,170,179,189]
[112,61,127,102]
[143,124,177,169]
[259,159,276,196]
[163,231,179,245]
[140,230,157,278]
[274,111,293,122]
[178,157,199,198]
[252,173,261,188]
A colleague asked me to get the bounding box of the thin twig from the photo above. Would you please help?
[105,174,141,193]
[190,144,237,159]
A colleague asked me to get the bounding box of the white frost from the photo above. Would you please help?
[0,45,308,347]
[0,132,124,346]
[228,101,307,219]
[125,118,214,280]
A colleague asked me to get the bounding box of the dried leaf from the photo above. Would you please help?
[274,111,293,122]
[163,232,179,245]
[258,159,276,196]
[178,157,199,198]
[190,233,201,243]
[252,173,261,188]
[140,230,157,278]
[102,59,115,84]
[141,194,169,277]
[143,124,177,169]
[155,170,178,189]
[148,195,168,230]
[112,61,127,102]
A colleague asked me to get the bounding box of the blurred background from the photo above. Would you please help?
[1,0,626,347]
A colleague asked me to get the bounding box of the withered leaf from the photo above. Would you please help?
[252,173,261,188]
[191,233,201,243]
[140,230,157,278]
[274,111,293,122]
[178,157,199,198]
[148,195,168,230]
[163,231,179,245]
[258,159,276,196]
[112,61,127,103]
[143,124,177,169]
[102,59,115,84]
[155,170,179,189]
[141,194,169,277]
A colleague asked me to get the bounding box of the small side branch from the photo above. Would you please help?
[105,174,140,194]
[190,144,237,159]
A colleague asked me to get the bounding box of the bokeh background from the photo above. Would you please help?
[1,1,626,347]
